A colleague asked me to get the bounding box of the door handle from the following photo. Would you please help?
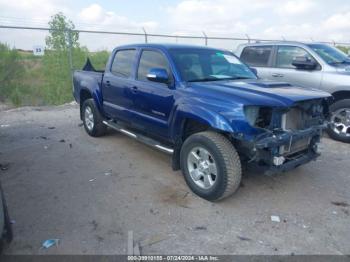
[272,73,283,77]
[131,86,138,93]
[105,80,111,87]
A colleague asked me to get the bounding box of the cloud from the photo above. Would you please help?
[275,0,315,16]
[78,4,158,32]
[323,11,350,30]
[166,0,270,35]
[0,0,70,23]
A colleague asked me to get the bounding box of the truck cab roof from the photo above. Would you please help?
[114,43,227,51]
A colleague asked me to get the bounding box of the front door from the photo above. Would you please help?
[269,45,323,89]
[129,49,175,139]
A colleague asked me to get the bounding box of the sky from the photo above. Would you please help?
[1,0,350,50]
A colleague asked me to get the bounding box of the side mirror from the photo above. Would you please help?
[146,68,169,84]
[292,56,317,70]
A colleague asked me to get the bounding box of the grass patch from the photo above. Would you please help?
[0,43,110,106]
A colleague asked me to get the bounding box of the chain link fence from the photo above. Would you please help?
[1,25,350,106]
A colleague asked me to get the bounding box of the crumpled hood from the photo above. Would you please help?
[187,79,331,107]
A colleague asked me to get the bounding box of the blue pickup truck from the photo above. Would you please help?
[73,43,331,201]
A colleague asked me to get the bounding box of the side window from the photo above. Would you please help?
[240,46,272,67]
[137,50,170,82]
[276,46,315,69]
[111,49,136,78]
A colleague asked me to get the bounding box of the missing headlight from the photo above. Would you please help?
[244,106,273,129]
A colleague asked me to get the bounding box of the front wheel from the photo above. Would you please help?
[180,131,242,201]
[327,99,350,143]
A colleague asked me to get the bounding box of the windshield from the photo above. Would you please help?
[168,48,257,82]
[308,44,350,65]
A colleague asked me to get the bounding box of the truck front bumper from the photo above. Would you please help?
[242,125,325,175]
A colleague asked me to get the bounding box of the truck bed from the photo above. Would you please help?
[73,70,104,104]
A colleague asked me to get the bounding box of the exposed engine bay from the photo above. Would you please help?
[238,98,330,174]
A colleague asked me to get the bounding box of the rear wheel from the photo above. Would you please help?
[82,99,107,137]
[327,99,350,143]
[180,131,242,201]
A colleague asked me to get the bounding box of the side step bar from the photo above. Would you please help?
[102,120,174,154]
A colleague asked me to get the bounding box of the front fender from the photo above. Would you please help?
[170,104,235,140]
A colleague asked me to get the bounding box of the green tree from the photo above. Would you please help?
[45,12,79,50]
[0,43,24,103]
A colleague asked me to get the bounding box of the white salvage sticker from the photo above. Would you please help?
[223,55,240,64]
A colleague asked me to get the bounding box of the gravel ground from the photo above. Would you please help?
[0,103,349,255]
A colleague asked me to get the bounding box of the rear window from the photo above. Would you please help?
[111,49,136,78]
[240,46,272,67]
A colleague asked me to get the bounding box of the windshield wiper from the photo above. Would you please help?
[188,78,223,82]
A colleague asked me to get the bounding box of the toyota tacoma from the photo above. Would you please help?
[73,44,332,201]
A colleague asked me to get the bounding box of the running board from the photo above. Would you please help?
[102,120,174,154]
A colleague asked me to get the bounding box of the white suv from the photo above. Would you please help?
[236,41,350,143]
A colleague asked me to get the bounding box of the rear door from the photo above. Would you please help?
[239,45,273,79]
[270,45,322,88]
[102,49,137,122]
[129,49,175,139]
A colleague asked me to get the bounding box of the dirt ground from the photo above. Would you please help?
[0,103,349,255]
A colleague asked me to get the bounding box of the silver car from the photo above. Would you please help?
[236,41,350,143]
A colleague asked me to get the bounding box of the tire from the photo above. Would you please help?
[327,99,350,143]
[180,131,242,201]
[82,99,107,137]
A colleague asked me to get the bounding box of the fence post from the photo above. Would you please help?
[142,27,148,43]
[202,31,208,46]
[245,34,251,43]
[67,28,74,87]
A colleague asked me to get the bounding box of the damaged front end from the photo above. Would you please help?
[238,98,330,174]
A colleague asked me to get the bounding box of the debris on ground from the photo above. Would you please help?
[42,239,59,249]
[237,236,252,241]
[90,220,98,231]
[271,215,281,223]
[140,234,169,247]
[332,211,338,215]
[48,127,55,129]
[89,178,96,182]
[59,139,65,143]
[341,209,349,216]
[39,136,48,140]
[69,143,73,149]
[104,171,112,176]
[150,208,159,215]
[194,226,207,231]
[332,201,349,207]
[0,163,10,171]
[0,124,10,128]
[78,123,84,127]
